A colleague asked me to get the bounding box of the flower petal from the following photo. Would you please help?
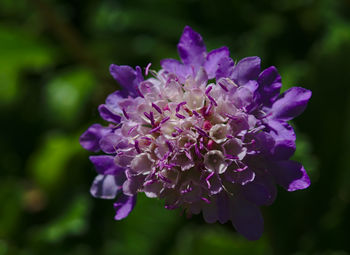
[232,86,254,109]
[240,175,276,206]
[257,66,282,106]
[216,56,235,79]
[144,181,163,198]
[98,104,121,123]
[269,160,310,191]
[255,131,275,156]
[181,183,202,203]
[109,64,143,97]
[113,194,137,220]
[223,138,247,160]
[171,151,195,171]
[230,197,264,240]
[90,174,123,199]
[130,153,154,174]
[267,120,296,160]
[204,46,230,79]
[270,87,312,121]
[99,133,128,154]
[177,26,206,67]
[80,124,109,152]
[89,155,124,175]
[224,168,256,185]
[231,57,261,85]
[160,59,191,81]
[105,91,124,113]
[203,173,223,195]
[216,191,230,224]
[122,174,145,196]
[202,201,218,223]
[194,67,208,87]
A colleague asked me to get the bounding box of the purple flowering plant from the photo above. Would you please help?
[80,26,311,240]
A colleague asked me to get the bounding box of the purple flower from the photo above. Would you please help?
[80,26,311,240]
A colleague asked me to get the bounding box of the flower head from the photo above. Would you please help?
[80,26,311,240]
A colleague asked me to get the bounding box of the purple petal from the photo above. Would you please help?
[202,202,218,223]
[267,120,296,160]
[224,168,256,185]
[204,46,230,79]
[115,154,134,168]
[233,80,259,112]
[114,194,137,220]
[105,91,124,113]
[188,202,202,215]
[223,138,247,160]
[160,59,191,81]
[203,173,223,195]
[216,192,230,224]
[122,174,145,196]
[98,104,121,123]
[244,80,259,94]
[240,175,276,206]
[230,197,264,240]
[144,181,163,198]
[89,155,124,175]
[80,124,109,152]
[177,26,206,67]
[90,174,123,199]
[180,182,202,203]
[231,57,261,85]
[232,86,254,109]
[257,66,282,106]
[195,67,208,86]
[99,134,118,154]
[171,152,195,171]
[122,179,136,196]
[135,66,143,83]
[99,133,128,154]
[228,112,250,135]
[254,131,275,156]
[270,87,312,121]
[109,64,143,97]
[269,160,310,191]
[216,56,235,79]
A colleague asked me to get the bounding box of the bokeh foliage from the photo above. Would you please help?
[0,0,349,254]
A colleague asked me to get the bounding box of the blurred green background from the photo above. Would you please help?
[0,0,349,254]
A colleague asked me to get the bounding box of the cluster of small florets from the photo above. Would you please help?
[110,68,263,210]
[80,26,311,240]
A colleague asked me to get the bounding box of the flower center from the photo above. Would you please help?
[114,70,259,208]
